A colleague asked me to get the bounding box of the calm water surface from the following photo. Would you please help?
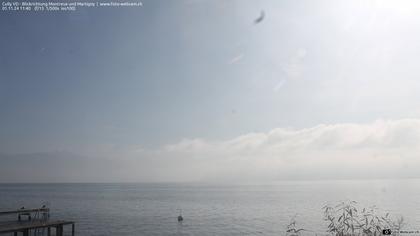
[0,180,419,236]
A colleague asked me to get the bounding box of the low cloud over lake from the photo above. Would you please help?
[2,119,420,183]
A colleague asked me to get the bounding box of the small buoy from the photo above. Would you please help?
[177,215,183,222]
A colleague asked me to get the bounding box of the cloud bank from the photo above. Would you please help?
[2,119,420,182]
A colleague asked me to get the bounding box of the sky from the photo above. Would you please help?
[2,0,420,182]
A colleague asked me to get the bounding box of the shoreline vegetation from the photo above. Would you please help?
[287,201,405,236]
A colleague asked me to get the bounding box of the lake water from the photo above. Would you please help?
[0,180,420,236]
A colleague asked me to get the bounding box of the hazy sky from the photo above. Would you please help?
[2,0,420,182]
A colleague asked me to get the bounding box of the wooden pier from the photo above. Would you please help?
[0,208,75,236]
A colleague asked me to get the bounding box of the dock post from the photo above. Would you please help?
[56,225,63,236]
[72,223,75,236]
[14,232,17,236]
[47,227,51,236]
[23,229,29,236]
